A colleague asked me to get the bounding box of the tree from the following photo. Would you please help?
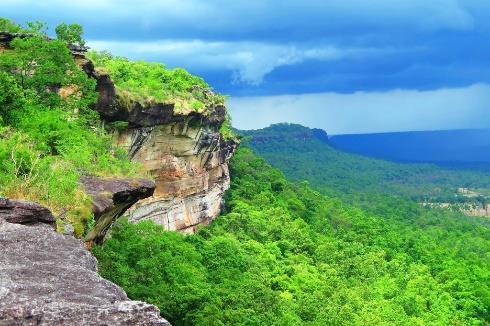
[0,71,24,124]
[0,18,22,32]
[0,35,95,109]
[55,23,85,46]
[25,20,47,36]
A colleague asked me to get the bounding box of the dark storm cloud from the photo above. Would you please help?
[4,0,490,94]
[4,0,490,132]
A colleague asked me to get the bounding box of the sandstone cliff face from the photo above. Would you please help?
[0,199,170,325]
[115,121,236,232]
[83,59,238,233]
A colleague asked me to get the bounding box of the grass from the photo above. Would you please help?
[87,51,226,114]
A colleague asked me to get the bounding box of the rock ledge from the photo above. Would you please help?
[0,200,170,325]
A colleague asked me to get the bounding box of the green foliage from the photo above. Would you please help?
[0,29,139,235]
[11,106,136,176]
[87,51,225,113]
[25,20,47,35]
[0,18,48,35]
[55,23,85,46]
[0,35,97,111]
[95,147,490,325]
[220,110,237,140]
[0,71,24,124]
[108,120,130,131]
[241,124,490,207]
[0,128,92,236]
[0,18,22,32]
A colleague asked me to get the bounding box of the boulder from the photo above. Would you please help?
[0,198,55,227]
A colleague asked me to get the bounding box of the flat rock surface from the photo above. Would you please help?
[0,220,170,325]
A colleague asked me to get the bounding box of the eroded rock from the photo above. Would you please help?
[79,176,155,244]
[0,198,55,227]
[116,122,237,232]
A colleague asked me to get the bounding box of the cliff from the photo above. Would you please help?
[0,199,170,325]
[1,31,237,235]
[80,56,238,233]
[0,31,237,324]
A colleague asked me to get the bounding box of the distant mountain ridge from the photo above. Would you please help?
[329,129,490,166]
[239,123,490,203]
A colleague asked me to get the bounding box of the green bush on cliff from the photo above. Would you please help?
[55,23,85,46]
[87,51,226,113]
[94,147,490,325]
[0,23,140,235]
[0,128,92,235]
[0,18,22,33]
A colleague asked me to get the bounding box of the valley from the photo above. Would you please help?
[241,123,490,218]
[0,16,489,326]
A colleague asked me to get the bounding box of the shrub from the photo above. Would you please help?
[0,25,141,235]
[87,51,225,113]
[0,18,22,32]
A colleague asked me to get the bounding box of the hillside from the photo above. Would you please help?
[240,124,490,207]
[1,18,489,326]
[330,129,490,168]
[95,146,490,325]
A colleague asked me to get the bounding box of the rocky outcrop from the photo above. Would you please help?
[0,200,170,325]
[0,31,31,44]
[115,118,237,232]
[79,176,155,244]
[81,54,238,233]
[80,56,228,129]
[0,198,56,227]
[0,31,237,233]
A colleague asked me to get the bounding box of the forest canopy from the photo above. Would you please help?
[95,147,490,325]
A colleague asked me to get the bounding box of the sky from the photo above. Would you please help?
[3,0,490,134]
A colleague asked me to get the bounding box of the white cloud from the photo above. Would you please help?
[88,39,395,85]
[228,84,490,134]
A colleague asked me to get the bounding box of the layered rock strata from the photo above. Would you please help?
[115,123,236,232]
[0,200,170,325]
[82,58,238,233]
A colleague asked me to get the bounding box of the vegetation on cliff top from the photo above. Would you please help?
[95,146,490,325]
[0,18,138,236]
[87,51,227,115]
[0,17,236,232]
